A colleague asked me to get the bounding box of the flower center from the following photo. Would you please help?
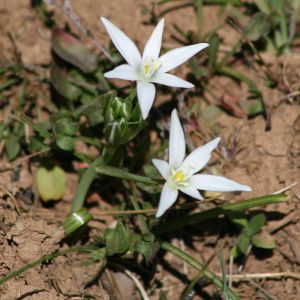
[170,169,189,188]
[141,57,161,79]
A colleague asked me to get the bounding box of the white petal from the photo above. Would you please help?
[101,17,141,68]
[104,64,139,81]
[137,81,156,119]
[169,109,186,167]
[179,186,203,200]
[158,43,209,73]
[156,183,178,218]
[190,174,252,192]
[152,159,170,180]
[143,19,164,60]
[151,73,194,88]
[181,137,221,174]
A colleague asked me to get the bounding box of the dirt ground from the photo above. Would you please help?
[0,1,300,299]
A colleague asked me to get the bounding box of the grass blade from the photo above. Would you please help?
[153,194,286,234]
[161,241,240,300]
[220,252,229,300]
[95,165,162,185]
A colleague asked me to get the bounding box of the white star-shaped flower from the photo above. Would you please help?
[152,110,252,218]
[101,17,208,119]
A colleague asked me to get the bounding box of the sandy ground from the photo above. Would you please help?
[0,1,300,299]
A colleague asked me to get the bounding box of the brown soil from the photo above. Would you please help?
[0,1,300,300]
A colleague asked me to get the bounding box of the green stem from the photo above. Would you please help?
[160,241,240,300]
[71,155,104,213]
[95,165,162,185]
[71,146,118,212]
[195,0,203,38]
[0,246,81,286]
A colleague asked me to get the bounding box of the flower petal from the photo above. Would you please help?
[104,64,140,81]
[179,186,203,200]
[143,19,164,60]
[181,137,221,175]
[158,43,209,73]
[101,17,141,68]
[152,159,170,180]
[169,109,186,167]
[137,81,156,119]
[151,73,194,88]
[190,174,252,192]
[156,183,178,218]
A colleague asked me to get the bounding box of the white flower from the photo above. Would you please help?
[152,110,252,218]
[100,17,208,119]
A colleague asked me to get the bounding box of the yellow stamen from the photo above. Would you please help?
[144,64,150,75]
[172,170,186,182]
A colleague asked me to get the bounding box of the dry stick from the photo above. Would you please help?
[249,279,278,300]
[0,186,21,215]
[44,0,115,62]
[229,254,234,289]
[269,210,298,234]
[88,202,197,217]
[179,238,188,275]
[215,271,300,281]
[124,269,150,300]
[0,148,50,171]
[30,202,198,219]
[272,181,299,195]
[264,182,300,233]
[238,244,252,273]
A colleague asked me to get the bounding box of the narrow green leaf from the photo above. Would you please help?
[71,147,118,213]
[63,207,92,235]
[243,13,271,41]
[181,269,205,300]
[95,165,161,185]
[161,241,240,300]
[218,66,257,90]
[253,0,271,15]
[0,246,83,286]
[153,194,286,234]
[0,78,19,92]
[195,0,203,37]
[220,252,229,300]
[17,113,52,139]
[208,33,220,71]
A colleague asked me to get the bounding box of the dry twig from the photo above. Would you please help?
[43,0,115,62]
[216,271,300,281]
